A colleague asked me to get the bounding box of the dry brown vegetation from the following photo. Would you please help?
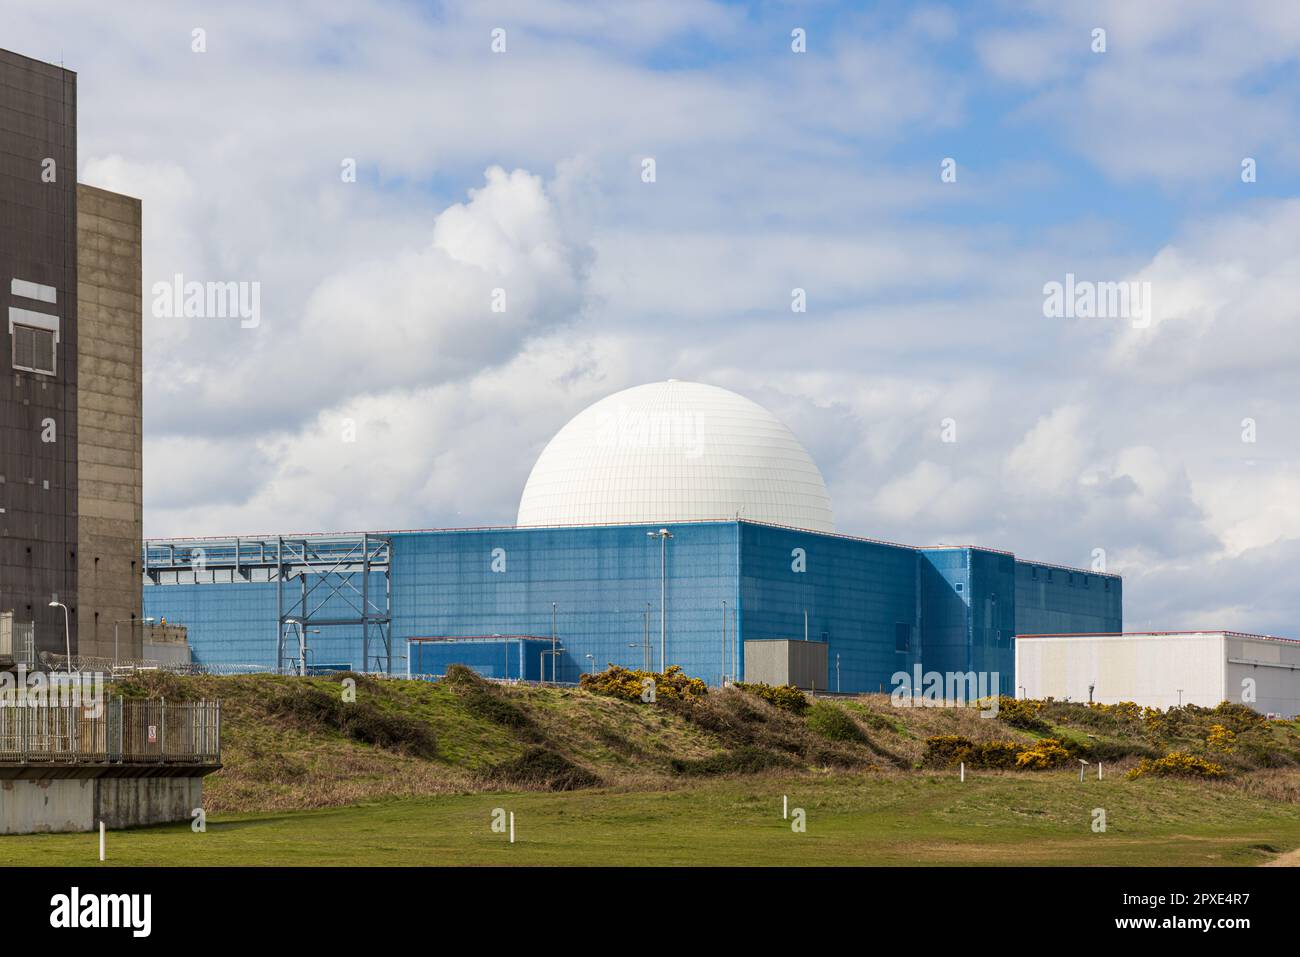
[108,670,1300,815]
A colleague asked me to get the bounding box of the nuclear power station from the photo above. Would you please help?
[143,381,1122,695]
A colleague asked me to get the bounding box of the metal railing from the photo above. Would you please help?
[0,698,220,765]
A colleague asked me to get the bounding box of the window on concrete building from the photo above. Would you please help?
[11,323,56,375]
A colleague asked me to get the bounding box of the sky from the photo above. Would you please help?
[6,0,1300,634]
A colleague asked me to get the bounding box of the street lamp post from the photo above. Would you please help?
[48,601,71,672]
[647,529,673,671]
[585,653,595,675]
[551,602,558,684]
[836,653,841,693]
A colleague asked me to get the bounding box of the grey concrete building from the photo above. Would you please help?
[76,185,143,660]
[1,49,143,663]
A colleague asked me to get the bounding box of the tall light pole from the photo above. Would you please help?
[647,529,672,672]
[48,601,71,672]
[644,602,651,671]
[551,602,558,684]
[836,653,841,693]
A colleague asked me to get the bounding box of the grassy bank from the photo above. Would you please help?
[4,772,1299,866]
[5,668,1292,866]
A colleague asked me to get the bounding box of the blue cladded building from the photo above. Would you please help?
[142,381,1123,693]
[142,519,1120,695]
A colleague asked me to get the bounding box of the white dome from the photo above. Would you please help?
[517,381,834,532]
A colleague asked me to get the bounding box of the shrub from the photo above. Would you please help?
[922,734,975,768]
[1014,738,1072,770]
[266,684,438,759]
[1127,751,1228,780]
[972,740,1023,769]
[1090,700,1144,723]
[733,682,810,715]
[671,745,794,776]
[922,735,1039,770]
[806,701,867,743]
[1210,701,1268,733]
[1206,724,1237,752]
[486,747,602,791]
[996,697,1051,733]
[580,664,707,703]
[440,666,534,729]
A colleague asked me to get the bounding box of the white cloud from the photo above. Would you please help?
[3,0,1296,636]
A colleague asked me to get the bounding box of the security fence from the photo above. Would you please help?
[0,698,220,764]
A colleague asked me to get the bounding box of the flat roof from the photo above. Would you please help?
[144,518,1118,579]
[1017,630,1300,645]
[408,635,554,644]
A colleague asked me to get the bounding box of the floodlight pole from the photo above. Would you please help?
[551,602,558,684]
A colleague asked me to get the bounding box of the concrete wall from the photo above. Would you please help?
[143,624,192,667]
[0,778,93,833]
[0,50,80,656]
[96,777,202,830]
[75,185,142,660]
[1016,632,1228,711]
[0,776,203,834]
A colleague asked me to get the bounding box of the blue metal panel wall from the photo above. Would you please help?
[142,574,383,670]
[1014,561,1122,636]
[390,523,740,685]
[918,548,971,679]
[143,581,277,668]
[142,525,1124,692]
[738,524,920,694]
[968,549,1016,696]
[410,638,551,680]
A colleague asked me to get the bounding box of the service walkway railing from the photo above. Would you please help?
[0,699,221,765]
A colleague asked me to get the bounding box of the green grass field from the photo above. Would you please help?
[5,772,1299,867]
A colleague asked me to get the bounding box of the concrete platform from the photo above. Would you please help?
[0,775,209,833]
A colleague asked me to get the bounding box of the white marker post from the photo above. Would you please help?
[1098,762,1103,781]
[99,820,105,862]
[783,795,788,820]
[960,762,965,783]
[509,811,515,844]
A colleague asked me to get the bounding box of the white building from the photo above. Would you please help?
[1015,631,1300,718]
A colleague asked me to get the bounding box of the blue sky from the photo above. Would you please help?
[6,0,1300,634]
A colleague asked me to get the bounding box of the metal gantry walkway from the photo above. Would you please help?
[143,533,393,674]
